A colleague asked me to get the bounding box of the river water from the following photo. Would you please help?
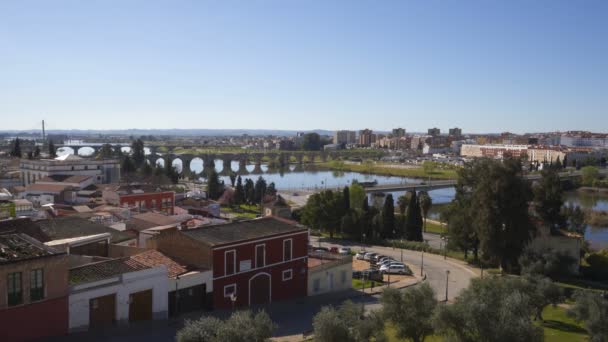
[55,148,608,249]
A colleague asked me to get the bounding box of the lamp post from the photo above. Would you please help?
[445,270,450,302]
[421,249,424,277]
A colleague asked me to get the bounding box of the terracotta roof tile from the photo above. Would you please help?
[130,250,189,278]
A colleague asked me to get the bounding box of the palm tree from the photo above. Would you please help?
[418,191,432,232]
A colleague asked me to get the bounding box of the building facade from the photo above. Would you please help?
[428,128,441,136]
[153,217,309,310]
[20,155,120,186]
[0,233,69,341]
[358,129,374,147]
[333,130,357,145]
[307,252,352,296]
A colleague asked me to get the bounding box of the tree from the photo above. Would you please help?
[422,161,436,176]
[207,170,223,200]
[98,143,113,159]
[382,194,395,239]
[349,183,366,210]
[554,156,563,170]
[342,186,350,212]
[176,310,275,342]
[313,301,385,342]
[533,168,565,233]
[434,277,543,342]
[141,161,153,177]
[405,191,423,241]
[581,166,600,186]
[381,284,436,342]
[113,145,123,158]
[301,190,344,238]
[518,245,577,278]
[468,158,534,271]
[48,140,57,158]
[33,146,41,158]
[131,139,146,169]
[397,193,410,215]
[568,290,608,342]
[522,275,563,321]
[244,178,255,204]
[562,204,586,235]
[164,157,179,184]
[229,172,237,187]
[302,132,322,151]
[121,155,136,174]
[254,176,268,204]
[234,176,245,205]
[418,191,432,232]
[266,182,277,196]
[562,155,568,169]
[10,138,21,158]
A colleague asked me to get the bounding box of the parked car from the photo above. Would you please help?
[339,247,351,255]
[363,252,378,261]
[378,256,393,264]
[314,247,329,253]
[380,264,413,275]
[360,268,384,282]
[376,259,398,268]
[371,254,386,263]
[355,251,367,260]
[329,246,339,254]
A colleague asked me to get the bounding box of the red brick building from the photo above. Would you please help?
[153,216,308,309]
[103,186,175,215]
[0,232,69,341]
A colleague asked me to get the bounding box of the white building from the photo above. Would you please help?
[68,258,168,332]
[307,252,352,296]
[334,130,357,145]
[20,155,120,186]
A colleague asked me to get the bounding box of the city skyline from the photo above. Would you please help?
[1,1,607,133]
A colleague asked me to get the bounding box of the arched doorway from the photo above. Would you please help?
[249,273,271,306]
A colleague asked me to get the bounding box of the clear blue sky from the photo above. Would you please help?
[1,1,606,133]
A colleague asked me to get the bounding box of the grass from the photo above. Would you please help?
[541,305,588,342]
[221,204,260,219]
[352,278,378,290]
[383,306,588,342]
[424,220,446,235]
[319,161,459,180]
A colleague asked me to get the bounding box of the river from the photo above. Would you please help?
[56,148,608,249]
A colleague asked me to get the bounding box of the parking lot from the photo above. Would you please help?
[352,255,415,285]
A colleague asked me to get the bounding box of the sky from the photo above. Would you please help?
[1,0,607,133]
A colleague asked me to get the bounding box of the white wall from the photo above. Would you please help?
[308,262,352,296]
[68,266,168,332]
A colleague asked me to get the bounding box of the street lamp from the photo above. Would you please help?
[445,270,450,302]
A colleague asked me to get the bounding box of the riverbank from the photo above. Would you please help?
[318,162,459,180]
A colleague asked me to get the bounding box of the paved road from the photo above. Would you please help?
[310,236,477,302]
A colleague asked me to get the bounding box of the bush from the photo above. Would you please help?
[583,249,608,281]
[176,310,276,342]
[518,246,577,278]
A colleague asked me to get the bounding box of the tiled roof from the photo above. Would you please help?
[182,216,305,246]
[130,250,189,278]
[0,218,50,242]
[0,233,60,264]
[129,212,188,232]
[25,183,71,193]
[37,216,133,244]
[69,257,150,285]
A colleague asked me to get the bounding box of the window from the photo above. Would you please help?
[255,244,265,268]
[7,272,22,306]
[283,239,292,261]
[282,269,293,281]
[313,278,321,293]
[224,284,236,298]
[341,270,347,284]
[30,269,44,301]
[225,250,236,275]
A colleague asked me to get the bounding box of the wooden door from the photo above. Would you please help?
[89,294,116,327]
[250,273,271,305]
[129,289,153,322]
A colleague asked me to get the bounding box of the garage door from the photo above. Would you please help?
[90,294,116,328]
[249,273,271,305]
[129,289,153,322]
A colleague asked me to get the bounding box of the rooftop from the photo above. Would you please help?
[69,257,151,285]
[0,218,50,242]
[0,233,60,264]
[37,216,133,244]
[129,212,189,231]
[130,250,192,278]
[182,216,305,246]
[25,183,72,193]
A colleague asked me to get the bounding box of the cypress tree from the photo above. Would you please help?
[382,194,396,239]
[342,186,350,211]
[405,191,423,241]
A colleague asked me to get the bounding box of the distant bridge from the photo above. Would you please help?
[363,169,601,193]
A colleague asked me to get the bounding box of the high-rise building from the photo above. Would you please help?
[448,128,462,137]
[428,128,441,136]
[334,130,357,145]
[358,129,374,146]
[392,128,406,137]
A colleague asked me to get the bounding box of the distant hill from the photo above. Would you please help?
[0,128,336,137]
